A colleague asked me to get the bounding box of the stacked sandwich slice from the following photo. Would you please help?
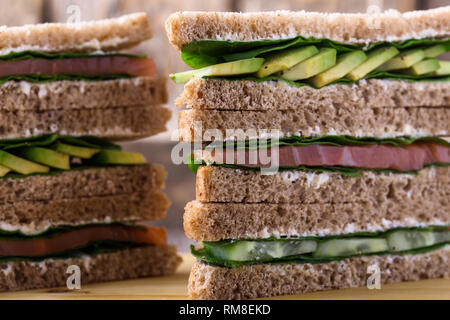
[0,13,181,292]
[167,7,450,299]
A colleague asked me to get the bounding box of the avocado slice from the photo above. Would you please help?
[310,50,367,88]
[90,150,147,165]
[378,49,425,70]
[0,164,10,177]
[313,238,389,258]
[170,58,264,84]
[402,58,440,75]
[423,44,448,58]
[432,60,450,76]
[54,142,99,159]
[203,240,317,262]
[255,46,319,78]
[346,46,399,81]
[0,150,49,175]
[15,147,70,170]
[279,48,337,81]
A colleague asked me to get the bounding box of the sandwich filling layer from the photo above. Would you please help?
[191,136,450,176]
[192,226,450,267]
[0,224,166,262]
[171,38,450,87]
[0,51,155,84]
[0,134,147,178]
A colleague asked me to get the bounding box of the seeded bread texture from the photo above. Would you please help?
[0,165,167,202]
[188,246,450,299]
[0,77,167,111]
[196,166,449,204]
[0,191,170,234]
[184,198,449,241]
[176,79,450,111]
[166,7,450,50]
[0,245,181,292]
[0,13,152,54]
[0,104,171,140]
[179,107,449,141]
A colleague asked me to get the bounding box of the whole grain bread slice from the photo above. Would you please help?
[0,164,167,203]
[177,79,450,111]
[0,77,167,111]
[196,166,449,204]
[179,106,449,141]
[184,198,449,241]
[188,246,450,299]
[0,245,181,292]
[166,7,450,50]
[0,191,170,235]
[0,13,152,54]
[0,104,171,140]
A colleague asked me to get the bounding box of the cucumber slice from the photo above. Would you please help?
[204,240,317,262]
[310,50,367,88]
[170,58,264,84]
[387,230,436,252]
[256,46,319,78]
[314,238,389,258]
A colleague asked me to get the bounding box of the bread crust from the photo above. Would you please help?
[0,191,170,234]
[166,7,450,50]
[0,104,171,140]
[0,13,152,54]
[177,79,450,111]
[196,166,449,204]
[0,77,167,111]
[184,198,449,241]
[188,246,450,299]
[0,165,167,202]
[0,245,181,292]
[179,107,449,141]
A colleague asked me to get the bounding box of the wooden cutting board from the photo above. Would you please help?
[0,254,448,300]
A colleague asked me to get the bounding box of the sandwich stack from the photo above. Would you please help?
[0,13,181,292]
[167,7,450,299]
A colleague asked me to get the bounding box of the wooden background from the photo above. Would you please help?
[0,0,448,251]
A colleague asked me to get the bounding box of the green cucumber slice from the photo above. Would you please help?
[314,238,389,258]
[203,240,317,262]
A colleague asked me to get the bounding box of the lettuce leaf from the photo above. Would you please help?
[0,50,145,61]
[0,134,120,151]
[0,241,147,263]
[207,135,450,149]
[0,74,132,85]
[181,37,450,69]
